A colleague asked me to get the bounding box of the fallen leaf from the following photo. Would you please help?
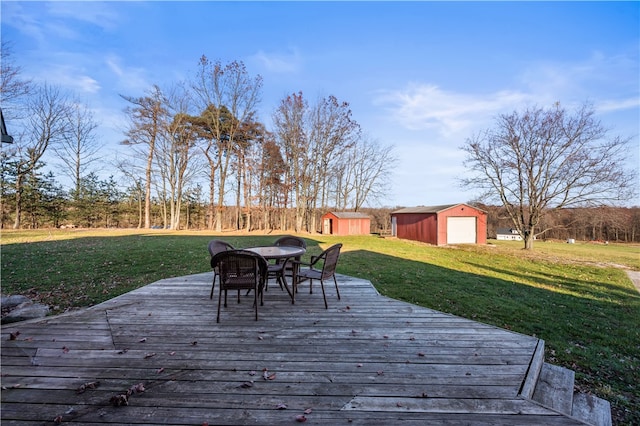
[129,383,145,394]
[144,352,156,359]
[9,331,20,340]
[139,337,147,343]
[276,403,288,410]
[110,393,129,406]
[396,402,403,407]
[376,370,384,376]
[117,348,129,354]
[54,415,63,424]
[2,383,21,390]
[62,346,70,353]
[240,381,254,388]
[258,336,264,340]
[356,363,363,368]
[295,414,307,422]
[76,381,100,394]
[304,408,313,414]
[156,367,165,374]
[168,351,176,356]
[248,371,256,376]
[418,352,425,357]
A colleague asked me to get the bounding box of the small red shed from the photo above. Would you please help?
[321,212,371,236]
[390,204,487,245]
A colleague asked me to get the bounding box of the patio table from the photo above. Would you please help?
[245,245,306,303]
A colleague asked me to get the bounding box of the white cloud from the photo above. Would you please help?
[373,84,530,137]
[46,2,120,32]
[518,49,639,110]
[597,97,640,113]
[251,49,301,73]
[103,54,150,92]
[33,64,101,94]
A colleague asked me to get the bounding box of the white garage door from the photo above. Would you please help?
[447,217,477,244]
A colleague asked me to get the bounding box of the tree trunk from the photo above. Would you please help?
[12,174,22,229]
[523,230,535,250]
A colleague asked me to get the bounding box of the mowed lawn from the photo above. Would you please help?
[2,229,639,424]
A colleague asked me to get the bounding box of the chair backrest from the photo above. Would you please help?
[211,250,268,291]
[274,235,306,249]
[208,240,234,266]
[317,243,342,279]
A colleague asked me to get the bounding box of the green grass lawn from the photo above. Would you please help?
[2,229,639,424]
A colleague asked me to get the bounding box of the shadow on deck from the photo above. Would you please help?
[1,272,609,425]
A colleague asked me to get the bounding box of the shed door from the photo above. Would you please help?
[447,217,476,244]
[323,218,332,235]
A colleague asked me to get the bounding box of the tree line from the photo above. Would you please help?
[1,45,396,232]
[2,42,636,244]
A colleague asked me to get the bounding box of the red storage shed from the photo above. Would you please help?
[391,204,487,245]
[321,212,371,236]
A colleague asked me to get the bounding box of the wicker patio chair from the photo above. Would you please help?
[207,240,235,299]
[295,243,342,309]
[273,235,307,283]
[211,250,268,322]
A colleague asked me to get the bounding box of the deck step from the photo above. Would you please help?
[532,362,611,426]
[572,393,612,426]
[532,362,575,415]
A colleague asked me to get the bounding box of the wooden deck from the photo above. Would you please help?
[1,272,590,425]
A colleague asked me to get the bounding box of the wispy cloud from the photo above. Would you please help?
[251,49,301,73]
[104,54,150,93]
[29,63,100,94]
[373,84,530,136]
[518,49,639,112]
[46,1,120,32]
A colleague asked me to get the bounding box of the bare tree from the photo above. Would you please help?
[307,95,360,231]
[1,41,33,120]
[191,57,262,231]
[154,85,201,230]
[461,102,635,249]
[53,102,101,198]
[7,84,73,228]
[334,135,396,211]
[272,93,360,232]
[115,156,144,228]
[121,85,167,229]
[272,92,309,232]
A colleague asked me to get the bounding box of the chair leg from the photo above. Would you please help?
[254,285,258,321]
[217,288,223,323]
[210,273,217,299]
[333,275,341,300]
[320,279,328,309]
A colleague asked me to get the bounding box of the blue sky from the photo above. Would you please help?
[2,1,639,207]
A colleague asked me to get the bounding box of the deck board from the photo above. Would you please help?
[1,273,586,425]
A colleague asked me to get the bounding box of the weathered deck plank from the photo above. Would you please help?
[1,272,587,425]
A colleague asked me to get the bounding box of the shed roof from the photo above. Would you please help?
[326,211,371,219]
[392,203,486,214]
